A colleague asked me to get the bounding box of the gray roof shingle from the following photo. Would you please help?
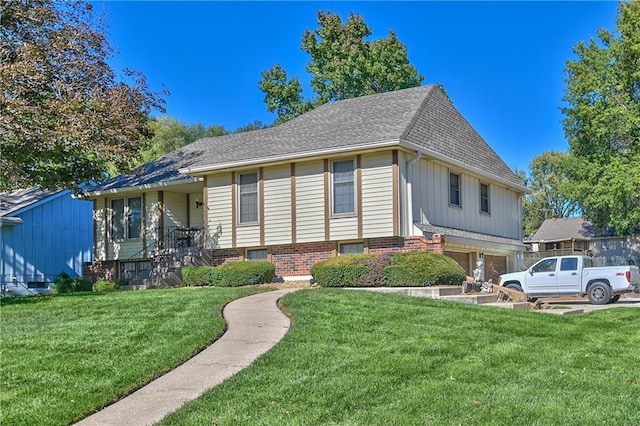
[0,187,64,217]
[91,85,524,193]
[529,218,617,242]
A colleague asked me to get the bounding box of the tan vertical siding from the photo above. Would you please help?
[296,160,325,243]
[361,151,395,237]
[263,164,292,245]
[93,197,107,260]
[207,173,233,248]
[163,192,188,228]
[188,192,204,228]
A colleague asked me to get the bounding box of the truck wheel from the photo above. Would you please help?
[587,282,611,305]
[506,283,523,293]
[608,294,621,304]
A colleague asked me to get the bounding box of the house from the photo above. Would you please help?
[1,187,94,295]
[85,85,527,285]
[526,217,640,266]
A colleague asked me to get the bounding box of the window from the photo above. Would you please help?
[449,172,461,207]
[480,183,490,214]
[119,260,151,283]
[27,281,48,289]
[239,172,258,224]
[532,258,557,273]
[111,197,142,240]
[339,242,364,255]
[333,160,355,215]
[560,257,578,271]
[247,249,268,261]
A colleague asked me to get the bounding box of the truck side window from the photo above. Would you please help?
[532,258,557,273]
[560,258,578,271]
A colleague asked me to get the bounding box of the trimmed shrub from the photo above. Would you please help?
[182,266,215,286]
[93,279,118,292]
[214,261,275,287]
[54,273,93,293]
[383,252,466,287]
[182,262,275,287]
[310,254,376,287]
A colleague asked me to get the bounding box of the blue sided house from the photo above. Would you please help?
[1,187,93,296]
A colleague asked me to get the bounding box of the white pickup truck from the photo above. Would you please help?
[498,255,640,305]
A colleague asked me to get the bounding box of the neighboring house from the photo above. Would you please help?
[85,85,527,285]
[526,217,640,266]
[1,187,94,295]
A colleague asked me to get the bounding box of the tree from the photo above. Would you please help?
[139,117,227,164]
[562,0,640,234]
[0,0,167,191]
[259,10,424,123]
[521,152,581,236]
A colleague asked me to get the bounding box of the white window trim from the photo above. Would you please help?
[237,171,260,226]
[331,158,357,217]
[111,196,143,241]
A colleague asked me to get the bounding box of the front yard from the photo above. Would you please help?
[2,288,639,425]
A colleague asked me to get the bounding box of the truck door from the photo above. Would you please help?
[556,257,581,294]
[526,257,558,295]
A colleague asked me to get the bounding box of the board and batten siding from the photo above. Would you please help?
[361,151,395,238]
[295,160,326,243]
[263,165,292,246]
[411,157,521,240]
[206,173,233,248]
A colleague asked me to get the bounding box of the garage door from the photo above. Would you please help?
[445,251,471,276]
[484,255,507,283]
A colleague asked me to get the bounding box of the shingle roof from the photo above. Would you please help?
[0,187,64,217]
[91,85,524,193]
[529,218,617,242]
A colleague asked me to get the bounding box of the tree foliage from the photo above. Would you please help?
[259,10,424,123]
[521,152,581,236]
[562,0,640,234]
[0,0,166,190]
[139,117,226,164]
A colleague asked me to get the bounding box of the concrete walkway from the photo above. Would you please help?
[76,288,300,426]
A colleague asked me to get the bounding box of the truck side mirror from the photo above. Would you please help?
[528,268,533,276]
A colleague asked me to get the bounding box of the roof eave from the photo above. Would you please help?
[179,139,402,175]
[84,176,203,197]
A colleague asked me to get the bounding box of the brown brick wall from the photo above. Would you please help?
[83,260,116,282]
[208,235,445,278]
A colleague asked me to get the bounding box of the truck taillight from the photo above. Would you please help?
[626,270,631,283]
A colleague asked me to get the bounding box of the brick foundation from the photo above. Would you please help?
[85,235,446,281]
[212,235,445,278]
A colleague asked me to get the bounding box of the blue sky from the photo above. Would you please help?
[98,1,618,172]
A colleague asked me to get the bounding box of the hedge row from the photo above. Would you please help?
[182,261,275,287]
[310,251,466,287]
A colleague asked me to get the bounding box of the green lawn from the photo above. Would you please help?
[0,287,264,426]
[161,289,640,426]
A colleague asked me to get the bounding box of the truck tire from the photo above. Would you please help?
[608,294,621,304]
[505,283,523,293]
[587,282,611,305]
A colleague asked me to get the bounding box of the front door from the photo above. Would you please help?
[526,257,558,295]
[556,257,581,294]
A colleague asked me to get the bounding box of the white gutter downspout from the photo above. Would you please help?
[406,151,422,237]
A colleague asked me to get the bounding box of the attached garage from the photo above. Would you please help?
[445,251,471,276]
[484,255,507,283]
